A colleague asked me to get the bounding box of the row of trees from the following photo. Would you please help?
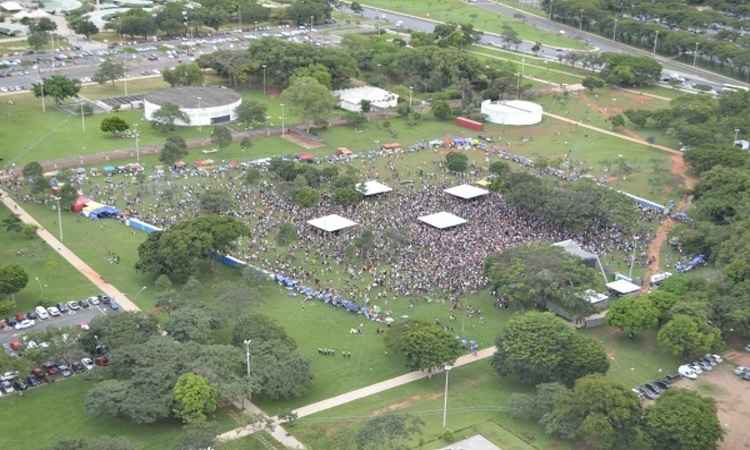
[267,159,363,208]
[543,0,750,81]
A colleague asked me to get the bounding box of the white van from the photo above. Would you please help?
[35,306,49,320]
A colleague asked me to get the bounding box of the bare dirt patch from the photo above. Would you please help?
[674,357,750,450]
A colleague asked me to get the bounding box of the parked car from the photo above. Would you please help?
[36,306,49,320]
[57,363,72,377]
[1,380,15,393]
[14,312,25,322]
[636,385,658,400]
[678,365,698,379]
[644,383,664,395]
[81,357,95,370]
[653,380,671,391]
[110,302,120,311]
[94,355,109,367]
[71,361,84,373]
[12,379,27,391]
[706,354,723,364]
[735,366,748,376]
[100,295,112,305]
[26,376,41,387]
[79,299,90,309]
[14,319,35,330]
[43,362,58,376]
[47,306,60,317]
[687,363,704,375]
[67,301,80,311]
[744,343,750,352]
[0,371,17,382]
[89,296,100,306]
[57,303,68,313]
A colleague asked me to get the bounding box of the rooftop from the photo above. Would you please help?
[144,86,241,108]
[357,180,393,196]
[307,214,358,232]
[606,279,641,295]
[418,212,467,229]
[444,184,490,200]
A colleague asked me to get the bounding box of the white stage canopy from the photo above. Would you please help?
[606,279,641,295]
[357,180,393,197]
[444,184,490,200]
[418,212,467,229]
[307,214,358,232]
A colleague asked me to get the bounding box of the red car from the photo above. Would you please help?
[94,356,109,367]
[14,312,25,322]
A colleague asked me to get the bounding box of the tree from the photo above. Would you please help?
[607,297,659,338]
[582,76,606,92]
[71,18,98,38]
[172,422,218,450]
[116,8,157,38]
[276,223,297,246]
[385,320,463,372]
[350,1,363,13]
[431,99,453,120]
[100,116,130,136]
[30,175,50,194]
[489,160,510,178]
[292,63,332,89]
[280,76,336,132]
[79,312,159,353]
[231,314,297,349]
[247,340,312,400]
[2,215,22,233]
[292,187,320,207]
[27,31,50,50]
[166,307,214,344]
[445,151,468,172]
[644,390,723,450]
[286,0,331,25]
[159,135,188,165]
[163,63,204,87]
[210,125,232,149]
[492,312,609,385]
[42,436,135,450]
[359,99,371,112]
[136,215,249,284]
[94,59,126,86]
[657,314,722,358]
[684,145,749,176]
[152,103,189,132]
[610,114,626,129]
[199,189,233,214]
[172,373,219,423]
[244,168,261,185]
[0,264,28,298]
[354,414,424,450]
[236,100,267,129]
[30,18,57,33]
[32,75,81,104]
[58,183,78,207]
[485,244,599,315]
[599,53,662,87]
[22,161,43,178]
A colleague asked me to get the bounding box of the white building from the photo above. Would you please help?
[333,86,398,112]
[0,1,23,12]
[480,99,543,126]
[144,86,242,127]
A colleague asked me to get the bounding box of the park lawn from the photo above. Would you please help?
[0,377,237,450]
[494,0,546,16]
[471,46,592,78]
[471,52,584,85]
[218,433,277,450]
[289,361,572,450]
[0,205,95,312]
[360,0,589,49]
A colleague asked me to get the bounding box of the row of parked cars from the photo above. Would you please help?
[633,374,681,400]
[0,294,119,333]
[677,353,724,380]
[0,355,108,397]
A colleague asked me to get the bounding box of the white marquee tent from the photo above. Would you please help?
[606,279,640,295]
[356,180,393,197]
[418,212,467,229]
[307,214,358,232]
[444,184,490,200]
[333,86,399,112]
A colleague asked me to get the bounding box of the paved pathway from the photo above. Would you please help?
[0,188,138,311]
[218,346,497,443]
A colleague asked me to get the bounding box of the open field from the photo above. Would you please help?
[0,377,237,450]
[360,0,589,49]
[0,205,95,312]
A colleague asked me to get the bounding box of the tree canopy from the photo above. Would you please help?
[644,390,723,450]
[32,76,81,104]
[163,63,205,87]
[385,320,464,372]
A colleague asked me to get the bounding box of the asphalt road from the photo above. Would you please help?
[0,304,115,346]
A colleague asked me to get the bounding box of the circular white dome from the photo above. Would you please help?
[480,100,543,126]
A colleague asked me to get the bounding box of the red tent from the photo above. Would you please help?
[297,152,315,162]
[71,196,90,213]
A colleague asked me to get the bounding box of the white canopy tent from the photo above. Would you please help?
[606,279,641,295]
[418,212,467,229]
[444,184,490,200]
[307,214,358,232]
[356,180,393,197]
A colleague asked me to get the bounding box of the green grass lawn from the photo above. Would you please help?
[218,433,278,450]
[360,0,589,49]
[0,377,237,450]
[0,205,95,312]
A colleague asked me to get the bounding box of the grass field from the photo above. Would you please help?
[0,205,94,312]
[360,0,589,49]
[0,377,237,450]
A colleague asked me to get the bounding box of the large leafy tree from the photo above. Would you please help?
[286,0,331,25]
[163,63,204,87]
[71,18,98,38]
[354,414,424,450]
[79,312,159,353]
[100,116,130,136]
[231,314,297,349]
[135,215,249,284]
[152,103,190,132]
[247,340,312,400]
[172,373,219,424]
[385,320,463,372]
[281,76,336,131]
[657,314,722,358]
[22,161,43,178]
[0,264,28,297]
[484,244,599,316]
[199,189,234,214]
[159,135,188,165]
[94,59,126,86]
[210,125,232,149]
[32,75,81,104]
[492,312,609,385]
[165,307,215,344]
[644,390,723,450]
[607,297,659,338]
[236,100,267,129]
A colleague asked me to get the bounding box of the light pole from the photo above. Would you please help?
[80,103,86,133]
[280,103,286,136]
[734,128,740,142]
[653,30,659,56]
[36,67,46,113]
[408,86,413,108]
[262,64,267,96]
[693,42,699,67]
[612,17,618,41]
[442,365,452,429]
[243,339,252,378]
[132,125,141,163]
[134,286,147,303]
[55,196,63,242]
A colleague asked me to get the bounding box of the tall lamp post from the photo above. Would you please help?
[280,103,286,136]
[442,365,452,429]
[262,64,267,96]
[408,86,413,108]
[55,196,63,242]
[243,339,252,378]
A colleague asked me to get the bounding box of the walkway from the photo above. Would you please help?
[0,187,138,311]
[218,346,497,443]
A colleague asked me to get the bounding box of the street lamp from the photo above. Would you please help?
[653,30,659,56]
[280,103,286,136]
[442,365,452,428]
[408,86,413,109]
[735,128,740,142]
[243,339,252,378]
[693,42,699,67]
[55,196,63,242]
[262,64,267,96]
[134,286,147,303]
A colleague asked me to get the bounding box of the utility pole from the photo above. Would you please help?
[80,103,86,133]
[408,86,413,108]
[37,68,46,113]
[280,103,286,136]
[442,365,452,428]
[55,196,63,242]
[735,128,740,142]
[244,339,252,378]
[612,17,618,41]
[693,42,699,67]
[262,64,267,96]
[134,127,140,163]
[310,15,314,33]
[653,30,659,56]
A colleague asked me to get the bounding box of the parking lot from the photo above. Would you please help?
[0,303,115,347]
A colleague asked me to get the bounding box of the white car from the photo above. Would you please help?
[47,306,61,317]
[67,301,80,311]
[89,296,100,306]
[678,365,698,380]
[81,357,95,370]
[35,306,49,320]
[0,371,17,382]
[14,319,35,330]
[735,366,748,376]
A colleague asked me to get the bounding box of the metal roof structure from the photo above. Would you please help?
[144,86,241,108]
[444,184,490,200]
[307,214,358,232]
[356,180,393,196]
[418,212,467,229]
